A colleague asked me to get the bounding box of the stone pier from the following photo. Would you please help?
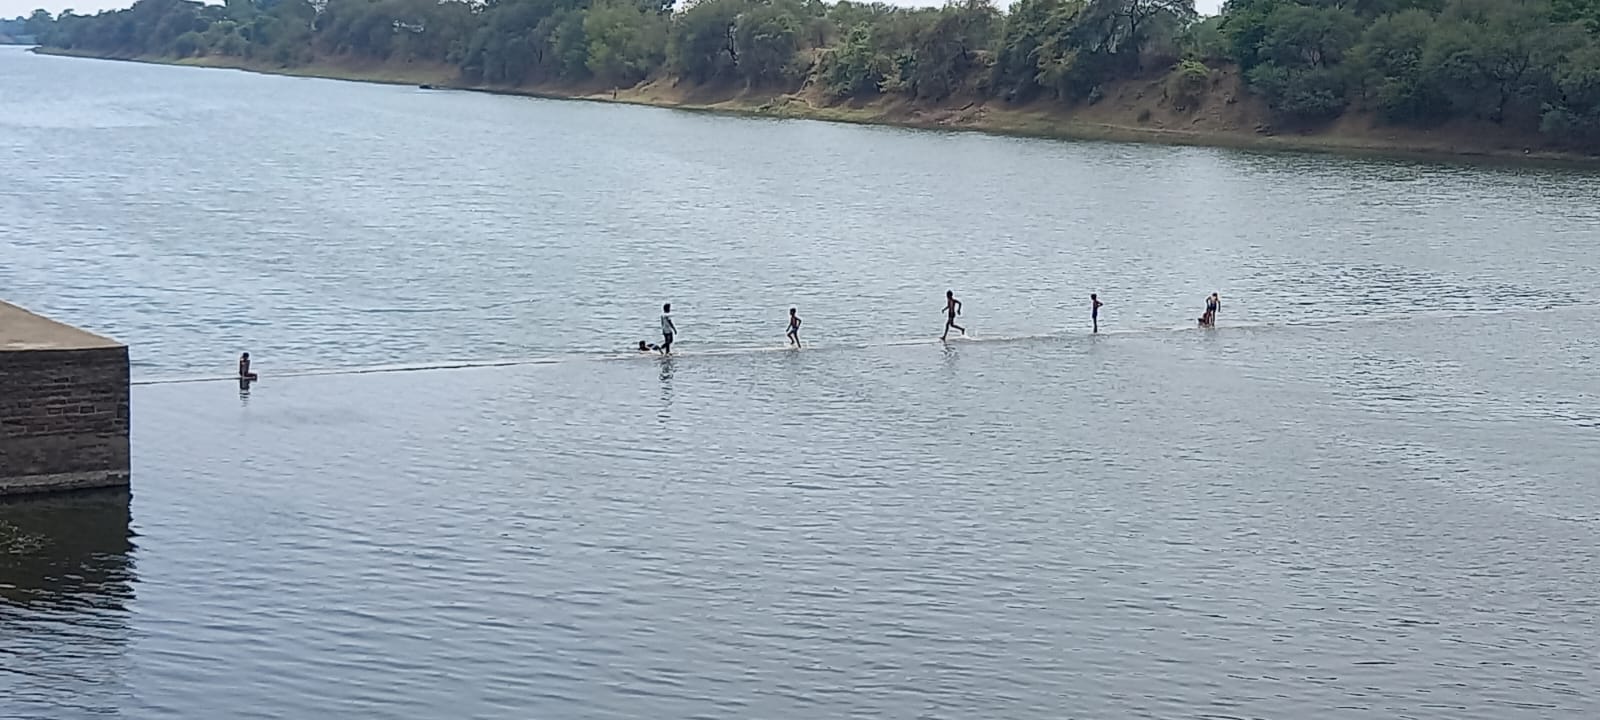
[0,301,130,496]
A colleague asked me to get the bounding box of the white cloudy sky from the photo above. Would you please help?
[4,0,1225,23]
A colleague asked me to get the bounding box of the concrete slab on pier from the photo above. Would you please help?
[1,301,122,352]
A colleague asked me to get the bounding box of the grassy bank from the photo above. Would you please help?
[34,47,1599,165]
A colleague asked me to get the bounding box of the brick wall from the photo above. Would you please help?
[0,346,131,495]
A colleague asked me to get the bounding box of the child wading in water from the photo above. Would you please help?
[786,308,802,348]
[660,303,677,354]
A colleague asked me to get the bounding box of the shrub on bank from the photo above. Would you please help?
[1168,59,1210,110]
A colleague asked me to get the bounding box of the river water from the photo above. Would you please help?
[2,46,1598,719]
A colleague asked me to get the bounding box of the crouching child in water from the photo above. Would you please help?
[1198,292,1220,327]
[238,352,259,380]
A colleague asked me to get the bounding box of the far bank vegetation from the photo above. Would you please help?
[28,0,1600,150]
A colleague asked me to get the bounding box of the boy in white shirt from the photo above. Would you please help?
[660,303,676,354]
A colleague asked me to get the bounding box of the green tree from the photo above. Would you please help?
[550,10,591,78]
[1029,1,1097,100]
[585,2,668,85]
[733,2,802,85]
[1355,9,1445,121]
[1258,4,1362,68]
[1177,14,1228,61]
[904,0,999,99]
[203,19,249,55]
[1218,0,1286,71]
[459,0,588,84]
[1077,0,1196,60]
[173,29,203,55]
[1343,0,1445,17]
[1553,0,1600,35]
[1247,62,1349,118]
[990,0,1085,100]
[24,8,53,36]
[670,0,743,82]
[819,21,890,96]
[1541,41,1600,145]
[1420,1,1571,124]
[1233,3,1363,120]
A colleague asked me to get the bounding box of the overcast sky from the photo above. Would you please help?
[4,0,1225,24]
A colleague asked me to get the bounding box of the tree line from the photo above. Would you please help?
[28,0,1600,149]
[2,10,54,41]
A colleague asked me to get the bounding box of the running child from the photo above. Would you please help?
[941,290,965,341]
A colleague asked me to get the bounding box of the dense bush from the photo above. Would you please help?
[1219,0,1600,144]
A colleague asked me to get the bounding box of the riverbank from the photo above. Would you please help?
[32,47,1598,164]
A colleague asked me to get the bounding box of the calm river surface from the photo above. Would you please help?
[2,45,1598,719]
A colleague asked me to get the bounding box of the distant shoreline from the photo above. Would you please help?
[30,47,1600,167]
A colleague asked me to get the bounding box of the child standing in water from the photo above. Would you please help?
[941,290,965,341]
[786,308,802,348]
[1091,293,1104,333]
[660,303,677,354]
